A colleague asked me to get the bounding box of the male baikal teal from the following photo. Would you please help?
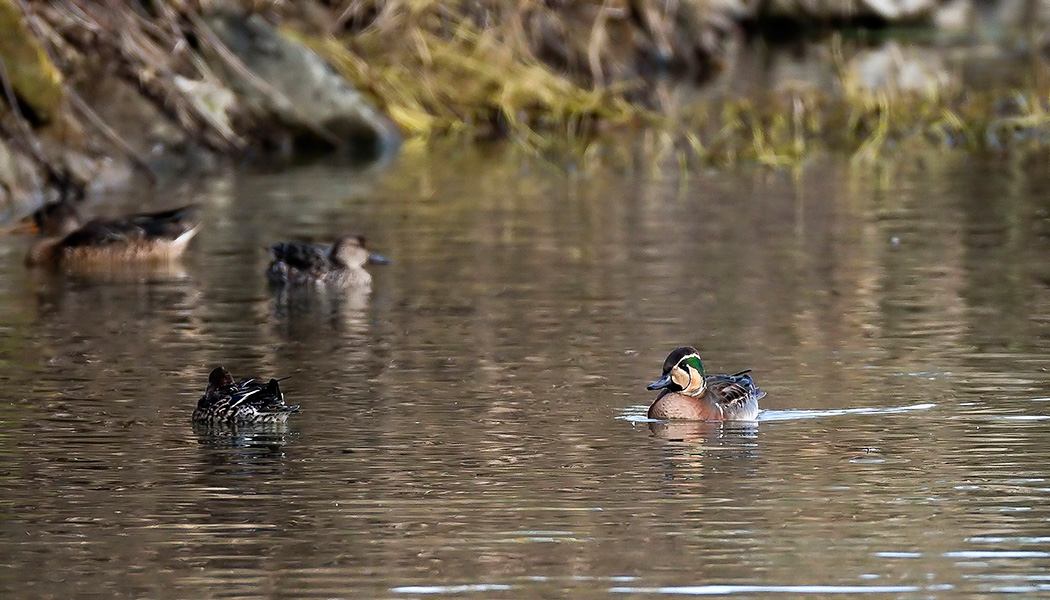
[646,346,765,420]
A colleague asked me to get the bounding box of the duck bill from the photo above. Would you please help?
[5,215,39,234]
[367,252,390,265]
[647,373,673,391]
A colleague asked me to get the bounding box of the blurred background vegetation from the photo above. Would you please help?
[0,0,1048,206]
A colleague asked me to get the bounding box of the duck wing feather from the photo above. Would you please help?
[270,242,331,273]
[706,370,766,406]
[59,205,198,248]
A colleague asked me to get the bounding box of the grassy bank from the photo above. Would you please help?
[1,0,1049,204]
[247,1,1050,167]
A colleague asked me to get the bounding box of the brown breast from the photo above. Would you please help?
[648,392,724,420]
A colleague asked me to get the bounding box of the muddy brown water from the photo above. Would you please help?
[2,145,1050,598]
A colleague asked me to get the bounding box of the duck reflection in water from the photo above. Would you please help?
[192,423,296,480]
[648,419,758,443]
[648,420,760,480]
[269,282,371,330]
[28,257,204,375]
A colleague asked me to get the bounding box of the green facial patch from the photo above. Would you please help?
[679,355,705,379]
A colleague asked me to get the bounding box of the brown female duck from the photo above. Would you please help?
[25,201,199,267]
[266,234,388,287]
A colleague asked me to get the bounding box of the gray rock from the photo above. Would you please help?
[845,42,954,93]
[203,11,400,160]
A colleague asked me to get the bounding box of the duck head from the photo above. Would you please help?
[208,366,235,389]
[24,202,85,267]
[33,201,83,237]
[647,346,707,396]
[330,235,389,268]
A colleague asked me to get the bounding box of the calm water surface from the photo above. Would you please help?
[2,146,1050,598]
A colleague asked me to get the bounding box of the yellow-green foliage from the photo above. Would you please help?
[284,2,1050,168]
[0,0,64,121]
[563,86,1050,173]
[290,24,642,146]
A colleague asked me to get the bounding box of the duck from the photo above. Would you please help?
[192,366,299,425]
[646,346,765,421]
[266,234,388,287]
[25,201,199,267]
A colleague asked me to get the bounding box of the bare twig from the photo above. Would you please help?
[13,0,159,181]
[56,0,246,153]
[67,91,157,183]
